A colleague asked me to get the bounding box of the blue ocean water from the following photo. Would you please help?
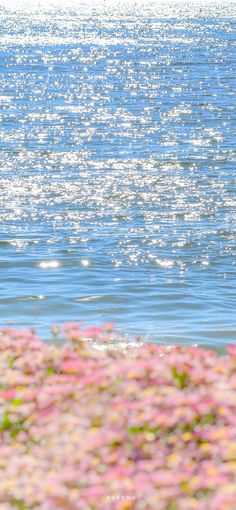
[0,0,235,344]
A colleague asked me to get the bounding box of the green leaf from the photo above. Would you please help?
[11,499,27,510]
[172,367,189,389]
[0,412,12,431]
[11,398,24,406]
[128,425,160,435]
[46,367,56,376]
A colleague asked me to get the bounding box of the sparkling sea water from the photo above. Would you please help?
[0,0,235,344]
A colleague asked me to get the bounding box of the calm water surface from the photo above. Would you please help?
[0,0,235,344]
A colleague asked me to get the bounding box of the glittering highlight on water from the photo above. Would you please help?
[0,0,235,344]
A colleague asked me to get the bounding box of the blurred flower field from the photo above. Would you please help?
[0,324,236,510]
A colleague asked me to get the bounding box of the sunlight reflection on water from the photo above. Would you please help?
[0,0,235,344]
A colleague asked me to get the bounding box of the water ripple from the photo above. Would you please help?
[0,1,235,343]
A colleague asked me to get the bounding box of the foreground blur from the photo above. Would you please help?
[0,324,236,509]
